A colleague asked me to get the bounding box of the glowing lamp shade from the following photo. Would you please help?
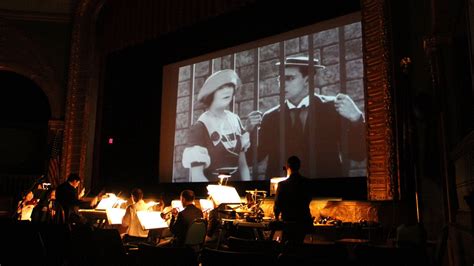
[270,177,289,196]
[217,173,231,185]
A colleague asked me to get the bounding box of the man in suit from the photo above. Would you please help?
[274,156,312,245]
[246,56,366,178]
[170,189,204,247]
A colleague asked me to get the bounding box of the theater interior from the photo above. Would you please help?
[0,0,472,265]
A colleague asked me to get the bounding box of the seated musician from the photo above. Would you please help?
[16,190,38,221]
[122,188,149,243]
[169,190,203,247]
[31,189,65,224]
[204,197,220,246]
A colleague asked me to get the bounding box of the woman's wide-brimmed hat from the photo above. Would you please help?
[197,69,241,102]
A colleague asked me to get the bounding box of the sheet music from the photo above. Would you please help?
[199,199,214,212]
[96,193,125,210]
[136,211,168,229]
[206,185,241,205]
[105,208,126,225]
[171,200,184,212]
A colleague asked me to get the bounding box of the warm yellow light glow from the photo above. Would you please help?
[270,177,289,184]
[146,201,161,208]
[105,208,126,225]
[199,199,214,212]
[171,200,184,211]
[217,174,231,185]
[96,193,125,209]
[20,205,34,221]
[270,177,289,196]
[115,198,127,205]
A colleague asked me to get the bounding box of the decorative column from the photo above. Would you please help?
[361,0,397,200]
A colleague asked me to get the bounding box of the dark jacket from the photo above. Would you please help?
[251,94,365,178]
[274,173,313,244]
[55,182,81,223]
[170,204,203,247]
[31,199,64,224]
[274,173,312,225]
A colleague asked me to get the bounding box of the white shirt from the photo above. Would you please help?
[122,200,149,238]
[286,96,309,129]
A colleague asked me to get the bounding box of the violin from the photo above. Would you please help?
[25,199,38,206]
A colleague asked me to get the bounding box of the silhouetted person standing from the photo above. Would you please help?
[56,173,84,224]
[274,156,313,245]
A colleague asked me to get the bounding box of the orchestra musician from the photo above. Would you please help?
[31,189,65,224]
[122,188,149,243]
[16,190,38,221]
[169,190,203,247]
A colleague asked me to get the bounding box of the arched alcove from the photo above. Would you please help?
[0,70,50,175]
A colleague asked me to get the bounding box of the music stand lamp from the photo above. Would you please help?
[214,167,237,185]
[217,173,231,186]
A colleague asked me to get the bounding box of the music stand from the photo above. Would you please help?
[136,211,169,230]
[96,193,126,210]
[105,208,126,225]
[199,199,214,213]
[171,200,184,212]
[206,185,241,206]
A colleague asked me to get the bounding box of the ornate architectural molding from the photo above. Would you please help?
[0,8,71,23]
[66,0,398,197]
[361,0,397,200]
[65,0,258,185]
[63,0,106,182]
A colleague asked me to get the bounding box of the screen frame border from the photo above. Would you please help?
[159,0,396,201]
